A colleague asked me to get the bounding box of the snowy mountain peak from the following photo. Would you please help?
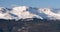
[39,8,60,20]
[12,6,29,12]
[11,6,43,20]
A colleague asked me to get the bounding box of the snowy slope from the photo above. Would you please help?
[39,8,60,20]
[0,6,60,20]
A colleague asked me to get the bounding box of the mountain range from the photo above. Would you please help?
[0,6,60,21]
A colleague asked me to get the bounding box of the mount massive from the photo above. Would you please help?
[0,6,60,21]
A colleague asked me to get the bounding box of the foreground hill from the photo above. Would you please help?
[0,18,60,32]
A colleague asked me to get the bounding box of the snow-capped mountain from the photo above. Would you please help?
[0,6,60,21]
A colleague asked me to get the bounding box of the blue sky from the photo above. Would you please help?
[0,0,60,8]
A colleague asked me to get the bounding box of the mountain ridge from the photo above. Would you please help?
[0,6,60,21]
